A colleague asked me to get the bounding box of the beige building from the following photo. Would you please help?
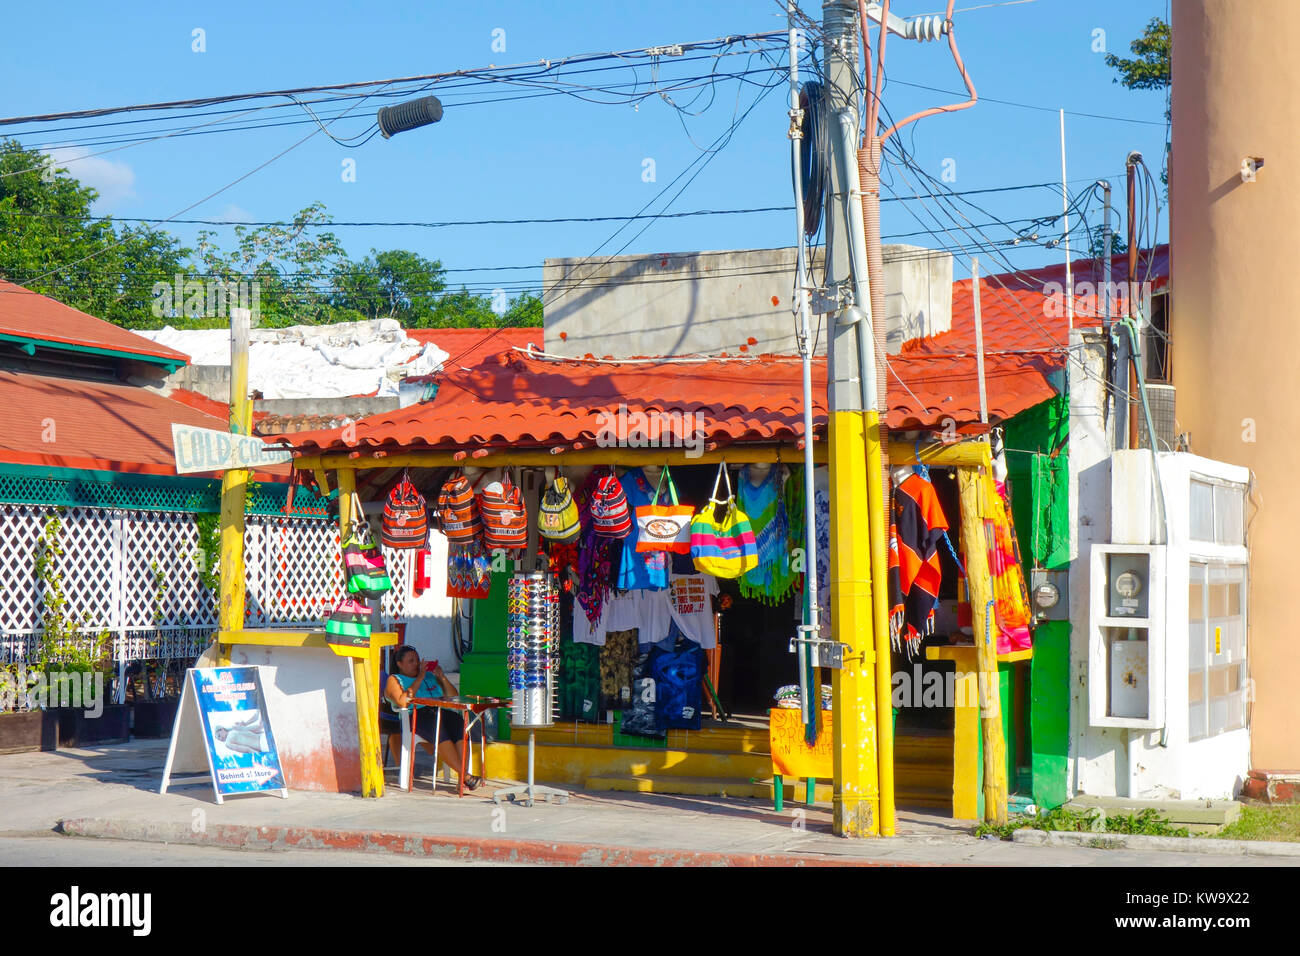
[1171,0,1300,770]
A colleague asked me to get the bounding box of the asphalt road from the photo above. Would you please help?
[0,833,514,866]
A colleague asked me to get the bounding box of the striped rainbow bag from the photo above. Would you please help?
[690,464,758,578]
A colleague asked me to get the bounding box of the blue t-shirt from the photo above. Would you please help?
[393,671,442,709]
[617,467,670,591]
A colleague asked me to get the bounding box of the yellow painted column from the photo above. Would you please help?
[829,409,880,837]
[956,466,1008,825]
[333,467,384,796]
[215,308,253,667]
[864,410,895,836]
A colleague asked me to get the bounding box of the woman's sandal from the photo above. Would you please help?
[465,775,483,791]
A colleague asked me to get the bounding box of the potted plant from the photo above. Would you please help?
[33,511,128,747]
[0,663,60,755]
[131,562,180,738]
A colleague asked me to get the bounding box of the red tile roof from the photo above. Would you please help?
[0,371,287,478]
[0,279,190,364]
[905,244,1169,357]
[404,327,542,371]
[284,347,1061,455]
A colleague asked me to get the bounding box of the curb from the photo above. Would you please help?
[57,818,891,867]
[1011,828,1300,857]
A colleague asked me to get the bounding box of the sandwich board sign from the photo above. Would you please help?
[171,423,292,475]
[160,666,287,803]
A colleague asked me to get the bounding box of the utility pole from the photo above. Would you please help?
[822,0,881,838]
[1125,152,1141,449]
[216,306,253,664]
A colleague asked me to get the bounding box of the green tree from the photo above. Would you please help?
[1105,18,1171,189]
[1104,18,1170,93]
[0,139,190,328]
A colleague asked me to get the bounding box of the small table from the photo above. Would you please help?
[409,695,511,797]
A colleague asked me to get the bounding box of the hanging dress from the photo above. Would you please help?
[737,465,797,605]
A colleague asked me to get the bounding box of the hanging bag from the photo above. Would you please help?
[635,466,693,555]
[446,540,492,599]
[538,470,581,543]
[381,470,428,549]
[342,493,392,599]
[590,466,632,538]
[690,463,758,578]
[481,468,529,551]
[436,472,482,545]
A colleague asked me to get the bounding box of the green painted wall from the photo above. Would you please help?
[458,566,513,738]
[1004,394,1071,810]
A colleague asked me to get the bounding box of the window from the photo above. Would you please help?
[1188,561,1248,741]
[1189,478,1246,547]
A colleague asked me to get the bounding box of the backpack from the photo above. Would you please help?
[342,493,393,600]
[590,467,632,538]
[538,472,580,543]
[381,470,428,549]
[436,473,482,545]
[480,469,528,551]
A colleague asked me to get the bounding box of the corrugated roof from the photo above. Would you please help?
[0,371,286,477]
[0,279,190,364]
[285,347,1061,455]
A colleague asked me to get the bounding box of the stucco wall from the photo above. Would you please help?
[542,245,951,359]
[1171,0,1300,769]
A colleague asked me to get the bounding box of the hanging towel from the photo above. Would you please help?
[737,465,797,605]
[888,472,949,659]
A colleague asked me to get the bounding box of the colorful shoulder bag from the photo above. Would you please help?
[635,466,693,555]
[690,463,758,578]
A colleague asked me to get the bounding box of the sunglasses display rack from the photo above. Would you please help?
[494,571,570,808]
[506,571,559,729]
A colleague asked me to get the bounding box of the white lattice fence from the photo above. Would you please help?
[0,505,394,666]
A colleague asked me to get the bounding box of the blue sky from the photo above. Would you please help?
[1,0,1170,295]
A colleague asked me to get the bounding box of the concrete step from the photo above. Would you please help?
[485,741,771,786]
[1065,795,1241,832]
[586,774,767,798]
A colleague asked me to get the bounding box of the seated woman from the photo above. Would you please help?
[384,645,481,790]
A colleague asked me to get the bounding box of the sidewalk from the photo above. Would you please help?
[0,740,1287,867]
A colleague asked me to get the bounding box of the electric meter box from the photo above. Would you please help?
[1106,552,1150,618]
[1089,543,1166,729]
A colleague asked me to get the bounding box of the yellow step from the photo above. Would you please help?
[586,774,766,798]
[513,722,773,754]
[485,741,771,786]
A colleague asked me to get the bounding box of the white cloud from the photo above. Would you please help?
[43,147,137,211]
[215,204,254,223]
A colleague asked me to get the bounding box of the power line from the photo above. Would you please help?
[0,33,789,127]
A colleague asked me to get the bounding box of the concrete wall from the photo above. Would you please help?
[1171,0,1300,769]
[225,644,361,793]
[542,244,951,358]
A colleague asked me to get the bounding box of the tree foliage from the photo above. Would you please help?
[0,138,542,330]
[1104,18,1171,93]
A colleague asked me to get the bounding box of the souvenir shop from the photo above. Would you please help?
[286,355,1042,815]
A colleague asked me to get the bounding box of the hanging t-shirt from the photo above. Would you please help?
[571,590,640,646]
[616,468,670,591]
[666,574,719,648]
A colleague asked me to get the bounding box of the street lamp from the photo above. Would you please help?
[376,95,443,139]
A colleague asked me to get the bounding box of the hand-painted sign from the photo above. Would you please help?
[160,666,287,803]
[769,706,833,779]
[171,423,292,474]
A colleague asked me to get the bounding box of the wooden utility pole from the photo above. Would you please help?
[956,467,1008,824]
[215,307,252,664]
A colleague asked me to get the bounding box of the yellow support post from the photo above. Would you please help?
[215,308,253,667]
[956,464,1008,825]
[334,467,384,797]
[829,409,880,837]
[864,410,895,836]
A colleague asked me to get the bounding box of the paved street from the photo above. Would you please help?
[0,740,1291,867]
[0,833,507,866]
